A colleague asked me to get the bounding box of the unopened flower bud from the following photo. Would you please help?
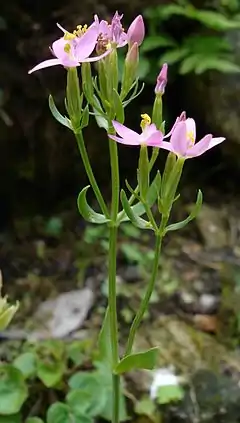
[155,63,168,95]
[121,42,139,99]
[127,15,145,46]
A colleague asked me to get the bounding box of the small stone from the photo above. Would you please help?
[198,293,219,314]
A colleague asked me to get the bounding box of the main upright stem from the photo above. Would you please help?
[108,135,120,423]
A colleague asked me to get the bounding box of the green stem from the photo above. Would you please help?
[75,132,110,218]
[108,225,119,365]
[108,129,120,423]
[117,148,159,222]
[124,234,162,356]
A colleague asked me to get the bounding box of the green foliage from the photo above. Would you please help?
[0,365,28,415]
[141,0,240,78]
[1,338,127,422]
[114,347,159,374]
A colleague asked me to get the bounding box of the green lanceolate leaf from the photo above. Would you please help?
[25,418,45,423]
[97,307,112,368]
[0,365,28,415]
[121,189,153,230]
[77,186,110,224]
[48,95,72,129]
[114,347,159,374]
[165,189,203,233]
[118,172,161,223]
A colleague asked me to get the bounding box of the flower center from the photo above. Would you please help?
[140,113,151,130]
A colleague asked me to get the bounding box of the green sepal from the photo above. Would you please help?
[92,96,108,130]
[66,68,83,129]
[161,152,177,198]
[77,186,110,224]
[49,95,72,129]
[112,89,124,123]
[152,94,163,130]
[81,62,94,103]
[138,145,149,200]
[165,189,203,233]
[114,347,159,374]
[120,189,153,230]
[97,60,109,103]
[81,105,89,129]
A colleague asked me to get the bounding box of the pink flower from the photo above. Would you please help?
[161,118,225,158]
[109,114,163,147]
[155,63,168,95]
[97,12,128,50]
[28,17,109,74]
[127,15,145,46]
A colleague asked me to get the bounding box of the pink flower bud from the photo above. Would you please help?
[127,15,145,46]
[155,63,168,95]
[126,41,139,64]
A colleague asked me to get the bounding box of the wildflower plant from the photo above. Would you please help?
[29,11,225,423]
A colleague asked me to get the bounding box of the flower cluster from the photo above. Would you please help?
[110,111,225,159]
[29,13,144,74]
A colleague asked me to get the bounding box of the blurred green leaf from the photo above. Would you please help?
[13,352,36,379]
[0,414,21,423]
[156,384,185,404]
[141,35,176,52]
[159,48,189,66]
[195,58,240,73]
[0,365,28,415]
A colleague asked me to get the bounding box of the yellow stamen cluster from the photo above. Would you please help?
[140,113,151,130]
[64,24,88,40]
[187,130,195,144]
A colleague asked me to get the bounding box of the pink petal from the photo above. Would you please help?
[109,134,140,146]
[52,38,79,66]
[127,15,145,46]
[164,112,186,138]
[207,136,225,150]
[112,121,140,142]
[185,118,196,141]
[28,58,62,74]
[145,132,163,147]
[160,141,175,153]
[170,121,188,156]
[143,123,158,137]
[75,25,98,60]
[98,20,110,37]
[83,48,111,62]
[186,134,212,158]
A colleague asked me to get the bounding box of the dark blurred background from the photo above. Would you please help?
[1,0,240,224]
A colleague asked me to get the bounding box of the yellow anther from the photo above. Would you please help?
[64,43,71,53]
[76,24,88,36]
[64,31,76,40]
[187,131,195,144]
[140,113,151,130]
